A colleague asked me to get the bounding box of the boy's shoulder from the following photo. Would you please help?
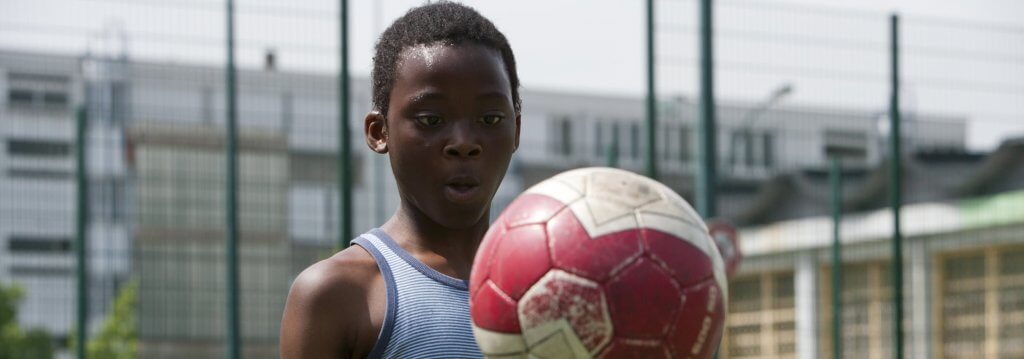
[290,246,380,306]
[282,245,383,357]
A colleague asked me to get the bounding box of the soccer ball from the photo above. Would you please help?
[470,167,727,358]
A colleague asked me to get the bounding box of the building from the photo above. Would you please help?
[0,48,980,357]
[721,140,1024,359]
[0,50,131,349]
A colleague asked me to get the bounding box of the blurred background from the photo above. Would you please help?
[1,0,1022,358]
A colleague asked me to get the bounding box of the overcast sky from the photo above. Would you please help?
[3,0,1022,150]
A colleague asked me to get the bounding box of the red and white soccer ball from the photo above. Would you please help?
[469,167,727,358]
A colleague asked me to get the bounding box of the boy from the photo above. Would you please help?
[280,2,521,358]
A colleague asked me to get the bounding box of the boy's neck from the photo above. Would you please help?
[379,201,489,280]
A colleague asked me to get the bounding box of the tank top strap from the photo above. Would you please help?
[351,229,481,358]
[350,234,398,359]
[362,228,469,290]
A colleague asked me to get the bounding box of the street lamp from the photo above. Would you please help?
[741,83,793,129]
[730,83,794,175]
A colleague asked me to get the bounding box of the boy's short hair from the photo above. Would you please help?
[371,2,521,116]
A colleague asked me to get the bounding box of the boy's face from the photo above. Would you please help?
[367,42,520,229]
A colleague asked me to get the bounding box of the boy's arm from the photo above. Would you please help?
[280,250,379,359]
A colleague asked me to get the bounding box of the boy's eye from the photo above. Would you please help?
[415,115,443,127]
[480,115,504,125]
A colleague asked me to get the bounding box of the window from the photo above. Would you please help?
[724,271,797,358]
[9,266,73,276]
[43,92,68,107]
[819,262,901,359]
[6,168,72,180]
[136,146,286,232]
[938,248,1024,359]
[6,73,70,111]
[824,129,867,166]
[109,82,128,124]
[824,130,867,150]
[560,118,573,156]
[729,130,775,172]
[594,122,604,157]
[679,127,692,162]
[630,123,640,159]
[290,152,362,185]
[744,131,755,168]
[201,86,214,124]
[662,125,672,161]
[728,130,743,170]
[610,122,620,159]
[7,139,71,157]
[8,235,72,253]
[8,89,33,104]
[762,132,775,168]
[281,91,293,133]
[91,177,126,223]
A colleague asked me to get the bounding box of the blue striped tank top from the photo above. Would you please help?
[352,229,483,358]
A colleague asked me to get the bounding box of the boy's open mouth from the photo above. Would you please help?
[444,177,481,202]
[447,183,477,191]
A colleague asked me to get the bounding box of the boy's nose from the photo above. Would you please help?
[444,125,482,158]
[444,141,482,158]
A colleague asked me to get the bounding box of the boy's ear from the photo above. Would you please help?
[364,110,388,154]
[513,114,521,151]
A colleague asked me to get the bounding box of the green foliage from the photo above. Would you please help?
[0,283,54,359]
[89,280,137,359]
[69,280,138,359]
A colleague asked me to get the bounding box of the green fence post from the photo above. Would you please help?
[645,0,657,180]
[830,157,843,359]
[698,1,719,356]
[889,13,905,359]
[697,0,717,219]
[74,106,89,359]
[225,0,240,357]
[338,0,353,249]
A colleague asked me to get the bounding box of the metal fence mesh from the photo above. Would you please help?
[1,1,1022,358]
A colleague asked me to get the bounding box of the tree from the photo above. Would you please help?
[0,283,54,359]
[68,280,138,359]
[88,280,137,359]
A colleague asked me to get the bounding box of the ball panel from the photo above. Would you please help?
[637,212,715,262]
[472,325,527,358]
[518,270,612,355]
[667,279,725,359]
[523,175,585,206]
[523,321,591,359]
[503,193,569,228]
[472,281,522,333]
[643,228,714,288]
[548,209,644,282]
[604,257,681,339]
[579,197,638,228]
[582,169,663,209]
[644,178,706,232]
[635,198,701,228]
[548,169,589,195]
[598,339,670,359]
[561,194,642,239]
[472,222,508,294]
[490,224,553,300]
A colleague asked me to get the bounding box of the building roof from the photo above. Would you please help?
[727,139,1024,226]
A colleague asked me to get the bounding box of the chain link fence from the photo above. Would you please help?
[1,0,1022,358]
